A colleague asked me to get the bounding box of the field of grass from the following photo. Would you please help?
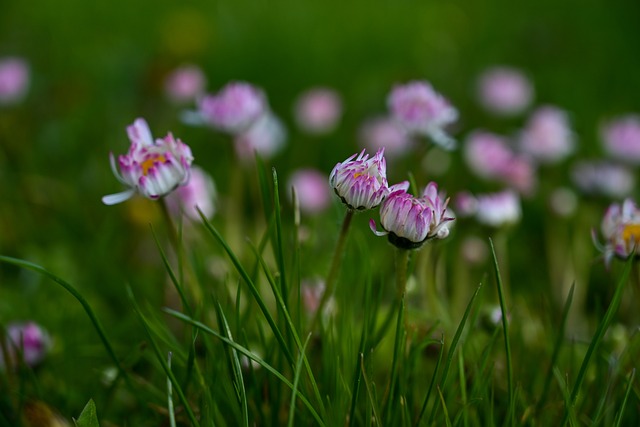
[1,0,640,425]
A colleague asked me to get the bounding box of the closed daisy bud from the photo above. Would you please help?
[369,182,454,250]
[102,118,194,205]
[330,149,408,210]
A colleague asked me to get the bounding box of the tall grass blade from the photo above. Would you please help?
[196,208,295,367]
[437,386,453,427]
[538,282,575,412]
[271,168,288,301]
[613,368,636,427]
[488,238,514,426]
[127,286,200,427]
[214,301,249,427]
[414,335,444,427]
[428,283,482,424]
[361,353,382,427]
[167,352,176,427]
[561,255,633,425]
[288,334,313,427]
[0,256,128,385]
[164,308,325,426]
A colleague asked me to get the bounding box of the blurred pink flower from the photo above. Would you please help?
[464,131,537,195]
[571,161,634,198]
[594,198,640,267]
[474,191,521,227]
[234,112,287,161]
[601,115,640,163]
[387,80,458,149]
[519,106,574,164]
[165,166,216,220]
[454,191,479,218]
[549,187,578,218]
[102,118,194,205]
[0,57,29,105]
[330,149,408,211]
[294,87,342,134]
[370,182,453,249]
[1,322,51,369]
[199,82,266,133]
[464,131,514,179]
[460,236,489,265]
[164,64,207,104]
[288,168,331,214]
[358,116,413,157]
[477,66,533,115]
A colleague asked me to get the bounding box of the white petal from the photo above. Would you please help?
[102,189,136,205]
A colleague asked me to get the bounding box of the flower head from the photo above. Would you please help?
[199,81,266,133]
[233,112,287,161]
[358,116,413,158]
[369,182,454,249]
[164,64,207,104]
[164,166,216,221]
[330,149,407,210]
[519,106,574,164]
[594,198,640,267]
[294,87,342,135]
[571,161,634,198]
[288,168,331,215]
[474,191,521,227]
[387,81,458,149]
[601,115,640,163]
[477,66,533,116]
[0,57,29,105]
[1,322,51,369]
[102,118,194,205]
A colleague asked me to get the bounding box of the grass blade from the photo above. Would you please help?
[164,308,325,426]
[288,334,313,427]
[127,286,200,427]
[489,238,514,426]
[538,282,575,412]
[414,335,444,427]
[614,368,636,427]
[562,255,633,425]
[361,353,382,427]
[196,208,295,367]
[167,352,176,427]
[271,168,288,302]
[428,282,482,424]
[0,256,128,385]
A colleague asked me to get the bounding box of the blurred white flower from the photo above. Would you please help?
[294,87,342,134]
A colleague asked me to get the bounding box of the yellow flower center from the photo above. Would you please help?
[353,172,363,179]
[141,154,167,175]
[622,223,640,247]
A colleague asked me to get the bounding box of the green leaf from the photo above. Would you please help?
[74,399,99,427]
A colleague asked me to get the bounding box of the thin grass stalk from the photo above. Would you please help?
[167,352,177,427]
[288,334,313,427]
[361,353,382,427]
[312,209,354,330]
[489,238,514,426]
[613,368,636,427]
[159,198,202,302]
[197,208,295,367]
[248,241,327,418]
[561,254,633,425]
[164,308,326,426]
[214,301,249,427]
[414,334,444,427]
[428,283,482,424]
[271,168,288,302]
[0,256,129,388]
[538,282,575,412]
[127,287,200,427]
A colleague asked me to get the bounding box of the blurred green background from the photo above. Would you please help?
[1,0,639,421]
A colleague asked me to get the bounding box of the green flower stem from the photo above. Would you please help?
[311,209,354,330]
[383,248,410,423]
[158,198,202,302]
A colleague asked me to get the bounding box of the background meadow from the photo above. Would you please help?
[1,0,640,425]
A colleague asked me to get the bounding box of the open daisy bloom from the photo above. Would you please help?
[329,148,408,211]
[370,182,454,250]
[102,118,194,205]
[594,198,640,267]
